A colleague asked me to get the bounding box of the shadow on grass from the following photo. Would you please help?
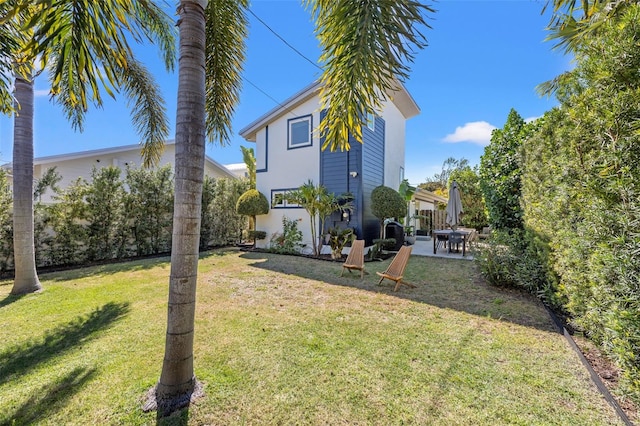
[0,302,129,386]
[41,247,235,283]
[0,293,24,309]
[239,251,556,333]
[1,366,96,426]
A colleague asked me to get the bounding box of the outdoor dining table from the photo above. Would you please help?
[432,229,471,256]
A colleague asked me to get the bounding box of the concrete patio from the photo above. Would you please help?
[409,236,475,260]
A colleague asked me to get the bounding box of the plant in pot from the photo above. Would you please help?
[326,227,355,259]
[404,225,416,245]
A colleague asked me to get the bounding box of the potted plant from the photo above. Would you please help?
[404,226,416,245]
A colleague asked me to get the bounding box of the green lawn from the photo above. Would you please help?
[0,248,624,425]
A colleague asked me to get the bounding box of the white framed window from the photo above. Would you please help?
[271,189,300,209]
[366,112,375,132]
[288,115,312,149]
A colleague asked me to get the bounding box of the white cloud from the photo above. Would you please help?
[524,116,541,123]
[34,89,50,98]
[443,121,497,146]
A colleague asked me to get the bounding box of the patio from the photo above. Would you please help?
[410,236,475,260]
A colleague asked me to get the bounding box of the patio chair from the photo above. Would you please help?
[435,233,448,251]
[341,239,365,279]
[448,232,463,253]
[376,245,415,292]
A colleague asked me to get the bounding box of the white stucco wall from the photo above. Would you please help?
[254,95,321,249]
[30,143,234,203]
[381,97,407,192]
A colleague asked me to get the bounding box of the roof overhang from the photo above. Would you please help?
[239,79,420,142]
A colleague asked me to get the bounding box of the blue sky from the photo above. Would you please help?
[0,0,571,186]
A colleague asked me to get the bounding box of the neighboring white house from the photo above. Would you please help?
[239,80,420,248]
[224,162,249,179]
[1,140,238,203]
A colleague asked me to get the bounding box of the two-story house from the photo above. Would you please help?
[239,80,419,248]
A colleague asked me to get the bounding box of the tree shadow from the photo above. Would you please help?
[239,251,557,333]
[1,366,96,426]
[0,302,129,386]
[0,293,24,309]
[41,247,234,283]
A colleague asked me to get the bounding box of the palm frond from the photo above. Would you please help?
[544,0,638,52]
[119,56,170,168]
[306,0,433,152]
[204,0,248,145]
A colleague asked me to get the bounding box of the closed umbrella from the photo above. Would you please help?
[446,181,463,229]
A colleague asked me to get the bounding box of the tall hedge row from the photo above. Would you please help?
[485,7,640,403]
[0,166,248,272]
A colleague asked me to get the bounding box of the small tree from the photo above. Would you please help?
[236,189,269,245]
[398,179,416,231]
[371,185,406,238]
[285,180,352,256]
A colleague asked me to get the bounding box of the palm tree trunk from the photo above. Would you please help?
[154,0,207,414]
[11,72,41,295]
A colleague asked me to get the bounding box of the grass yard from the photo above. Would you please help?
[0,248,625,425]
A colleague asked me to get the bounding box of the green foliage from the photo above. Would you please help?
[33,167,62,201]
[46,178,89,266]
[85,167,128,261]
[269,216,303,254]
[0,169,13,271]
[236,188,269,217]
[285,180,352,256]
[372,238,396,251]
[476,229,556,304]
[519,6,640,403]
[449,166,487,230]
[125,165,174,256]
[421,157,469,195]
[241,145,256,189]
[327,227,355,259]
[371,185,406,237]
[247,230,266,241]
[479,109,533,231]
[202,177,248,248]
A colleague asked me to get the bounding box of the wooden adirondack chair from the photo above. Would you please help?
[341,240,365,278]
[376,245,415,291]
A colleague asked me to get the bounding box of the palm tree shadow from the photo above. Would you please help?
[0,293,24,309]
[0,302,129,387]
[1,366,96,426]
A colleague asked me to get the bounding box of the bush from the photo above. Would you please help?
[269,216,303,254]
[248,230,266,240]
[476,229,558,305]
[371,186,406,221]
[236,189,269,217]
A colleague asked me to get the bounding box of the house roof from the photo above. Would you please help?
[239,79,420,142]
[1,140,237,179]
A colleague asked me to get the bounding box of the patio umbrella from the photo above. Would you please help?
[446,181,463,229]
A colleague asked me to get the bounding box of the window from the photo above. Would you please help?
[271,189,300,209]
[288,115,312,149]
[366,112,375,132]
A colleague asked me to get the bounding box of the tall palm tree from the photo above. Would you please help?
[151,0,433,415]
[3,0,176,295]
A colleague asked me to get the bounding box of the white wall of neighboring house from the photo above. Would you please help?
[3,141,236,203]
